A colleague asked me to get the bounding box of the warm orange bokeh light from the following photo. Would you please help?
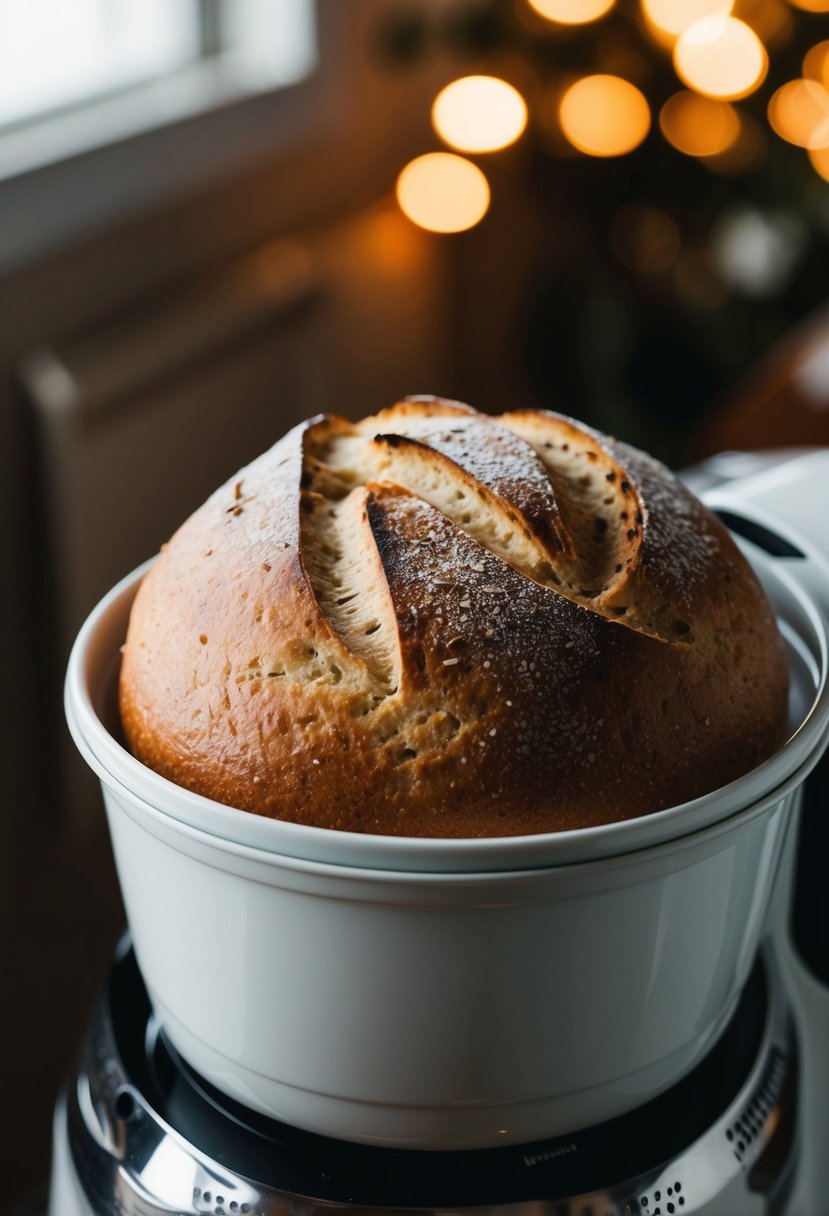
[527,0,615,24]
[559,75,651,157]
[704,112,767,174]
[396,153,490,234]
[641,0,732,39]
[739,0,792,46]
[660,92,740,156]
[431,76,528,154]
[674,16,768,100]
[804,42,829,91]
[768,79,829,149]
[788,0,829,13]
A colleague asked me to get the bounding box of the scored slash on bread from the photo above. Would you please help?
[119,396,789,836]
[301,397,726,667]
[298,401,651,697]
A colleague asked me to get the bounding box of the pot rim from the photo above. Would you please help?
[68,681,816,890]
[66,549,829,874]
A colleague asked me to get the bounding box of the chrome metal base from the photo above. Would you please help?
[49,941,796,1216]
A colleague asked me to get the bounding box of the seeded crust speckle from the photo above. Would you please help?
[119,397,789,836]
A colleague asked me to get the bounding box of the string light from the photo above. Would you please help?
[559,75,651,156]
[660,92,740,156]
[674,16,767,100]
[703,112,767,174]
[432,76,528,154]
[640,0,732,40]
[396,153,490,234]
[395,0,828,232]
[739,0,793,47]
[804,41,829,90]
[787,0,829,14]
[768,79,829,149]
[527,0,615,25]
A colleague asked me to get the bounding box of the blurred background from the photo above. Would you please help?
[1,0,828,1204]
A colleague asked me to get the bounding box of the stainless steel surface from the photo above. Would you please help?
[53,946,795,1216]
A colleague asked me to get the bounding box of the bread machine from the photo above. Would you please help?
[48,448,829,1215]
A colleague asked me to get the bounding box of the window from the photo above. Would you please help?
[0,1,200,128]
[0,0,324,270]
[0,0,317,176]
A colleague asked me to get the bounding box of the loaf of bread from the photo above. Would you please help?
[119,397,789,836]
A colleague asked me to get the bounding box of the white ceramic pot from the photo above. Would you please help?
[65,452,829,1149]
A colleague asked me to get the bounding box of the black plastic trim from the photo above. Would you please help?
[714,510,806,560]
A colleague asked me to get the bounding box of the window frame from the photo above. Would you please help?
[0,0,340,274]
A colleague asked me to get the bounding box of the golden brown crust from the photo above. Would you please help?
[119,398,789,836]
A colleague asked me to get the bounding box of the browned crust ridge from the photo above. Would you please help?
[119,397,789,836]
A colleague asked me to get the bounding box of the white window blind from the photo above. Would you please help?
[0,0,315,131]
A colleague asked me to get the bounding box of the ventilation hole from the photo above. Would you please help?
[115,1087,137,1121]
[365,622,381,635]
